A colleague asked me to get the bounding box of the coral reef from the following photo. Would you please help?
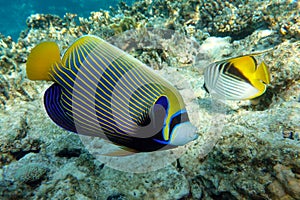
[0,0,299,199]
[263,0,300,39]
[113,0,300,40]
[183,113,300,199]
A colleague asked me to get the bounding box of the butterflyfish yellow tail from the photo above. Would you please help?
[255,61,270,84]
[26,42,61,81]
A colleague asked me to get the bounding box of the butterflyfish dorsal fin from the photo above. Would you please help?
[254,61,270,84]
[26,42,61,80]
[230,56,257,74]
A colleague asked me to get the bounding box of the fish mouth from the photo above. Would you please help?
[189,125,199,141]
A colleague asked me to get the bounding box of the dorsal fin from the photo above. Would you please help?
[230,56,257,74]
[26,42,61,80]
[61,35,104,68]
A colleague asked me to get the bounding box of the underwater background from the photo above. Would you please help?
[0,0,299,199]
[0,0,134,40]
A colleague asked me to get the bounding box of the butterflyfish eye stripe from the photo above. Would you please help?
[224,63,251,83]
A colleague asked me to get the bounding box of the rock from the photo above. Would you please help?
[273,164,300,199]
[267,180,293,200]
[14,163,49,184]
[46,133,84,158]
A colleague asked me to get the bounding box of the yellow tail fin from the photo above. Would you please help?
[26,42,61,80]
[255,61,270,84]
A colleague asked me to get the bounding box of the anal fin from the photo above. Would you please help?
[102,147,138,157]
[44,83,77,133]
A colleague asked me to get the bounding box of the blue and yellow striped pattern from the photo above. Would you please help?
[42,36,188,152]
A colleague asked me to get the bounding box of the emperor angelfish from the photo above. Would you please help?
[26,35,198,153]
[203,55,270,100]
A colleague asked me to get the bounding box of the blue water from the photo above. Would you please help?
[0,0,134,41]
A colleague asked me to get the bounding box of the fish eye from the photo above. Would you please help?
[261,80,268,84]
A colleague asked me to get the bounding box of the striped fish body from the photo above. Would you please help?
[203,56,270,100]
[26,35,198,153]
